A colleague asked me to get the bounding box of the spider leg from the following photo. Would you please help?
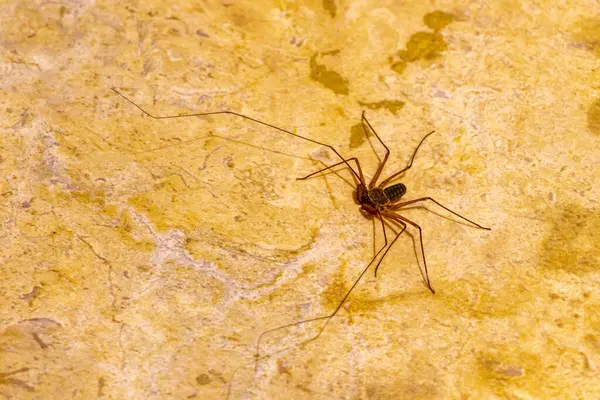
[372,217,407,277]
[297,157,366,185]
[380,210,435,294]
[378,130,435,188]
[255,212,389,360]
[225,215,406,398]
[361,111,391,189]
[111,87,361,182]
[391,197,491,230]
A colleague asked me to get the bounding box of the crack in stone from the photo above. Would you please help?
[76,234,117,309]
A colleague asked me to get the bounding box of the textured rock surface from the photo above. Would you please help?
[1,1,599,399]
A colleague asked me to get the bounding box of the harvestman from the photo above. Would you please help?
[111,87,491,393]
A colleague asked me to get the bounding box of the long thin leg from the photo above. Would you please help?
[255,212,389,359]
[380,210,435,293]
[227,216,415,397]
[360,111,390,189]
[391,197,491,230]
[297,157,366,185]
[372,218,407,278]
[226,213,394,398]
[111,87,362,183]
[378,130,435,188]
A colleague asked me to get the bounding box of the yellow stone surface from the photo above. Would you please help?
[1,1,599,399]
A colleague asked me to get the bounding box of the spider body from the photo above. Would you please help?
[358,183,407,212]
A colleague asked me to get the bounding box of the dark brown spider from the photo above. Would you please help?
[111,87,491,396]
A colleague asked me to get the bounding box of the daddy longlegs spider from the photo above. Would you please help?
[111,87,491,397]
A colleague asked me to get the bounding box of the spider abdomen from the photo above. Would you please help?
[383,183,407,202]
